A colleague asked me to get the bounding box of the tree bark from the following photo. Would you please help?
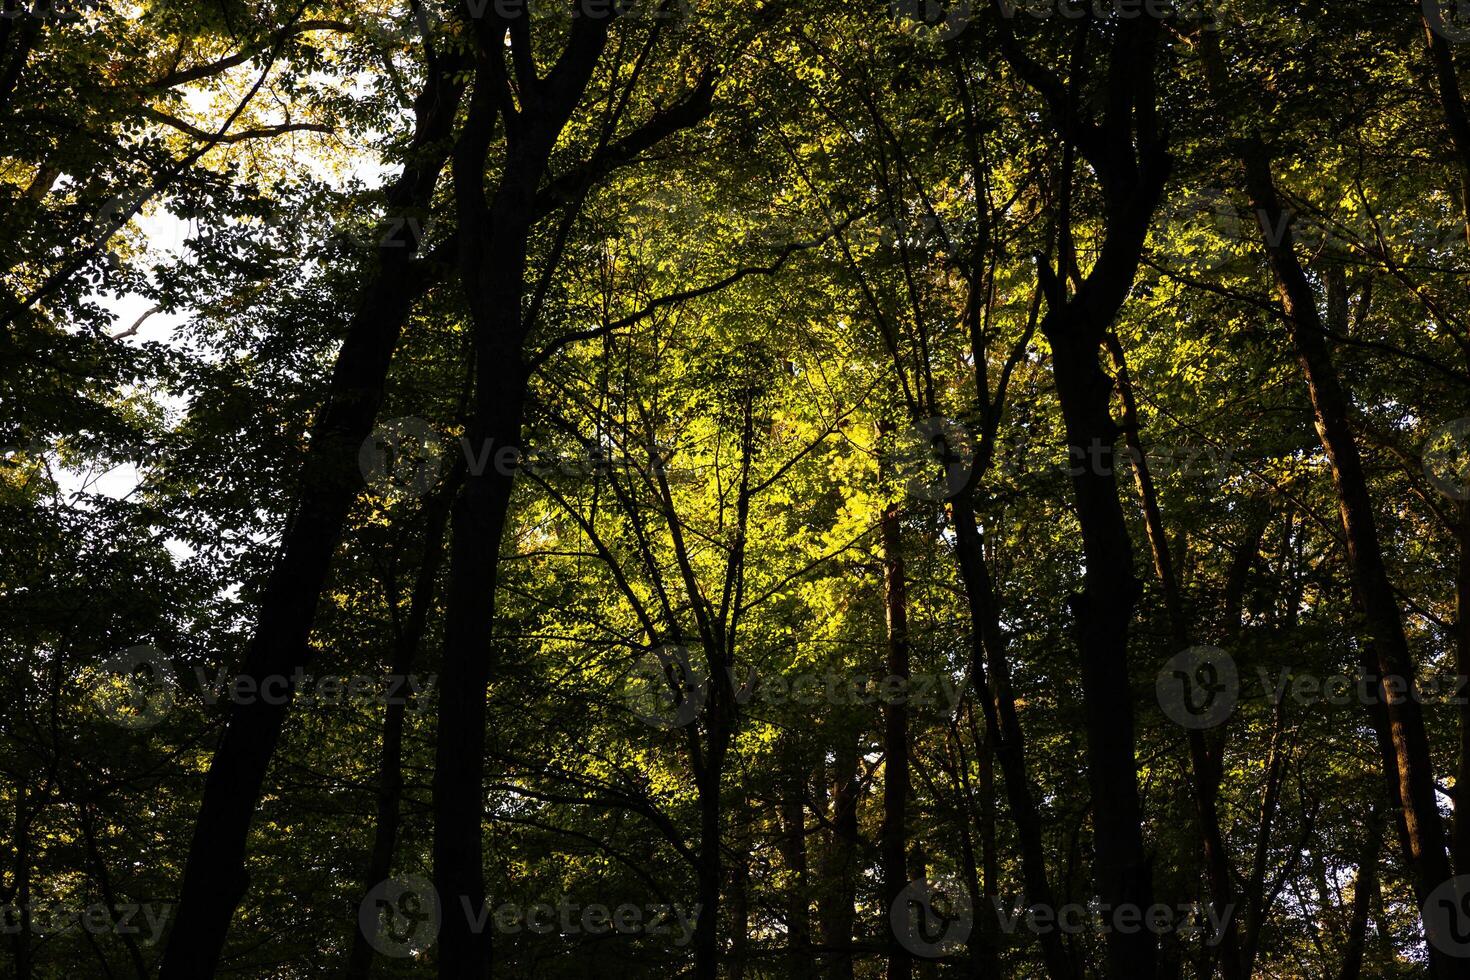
[818,731,859,980]
[880,498,912,980]
[1200,31,1455,972]
[346,469,458,980]
[159,57,466,979]
[1104,332,1246,978]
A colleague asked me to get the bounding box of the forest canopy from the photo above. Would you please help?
[3,1,1470,977]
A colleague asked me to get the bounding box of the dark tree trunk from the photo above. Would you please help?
[159,59,466,979]
[880,500,912,980]
[346,471,457,980]
[950,500,1076,980]
[1104,333,1245,978]
[1336,811,1383,980]
[1200,33,1455,972]
[997,14,1170,977]
[819,732,860,980]
[781,745,813,977]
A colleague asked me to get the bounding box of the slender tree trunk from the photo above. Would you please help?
[1200,33,1455,972]
[693,763,724,980]
[730,794,751,980]
[950,501,1076,980]
[1336,810,1383,980]
[1104,333,1246,978]
[819,732,859,980]
[1238,697,1288,978]
[880,498,912,980]
[1457,502,1470,876]
[11,786,30,980]
[781,745,813,977]
[346,471,457,980]
[159,60,465,979]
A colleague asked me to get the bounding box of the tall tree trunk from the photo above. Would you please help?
[346,470,457,980]
[693,763,724,980]
[950,501,1076,980]
[781,744,813,977]
[730,793,751,980]
[1457,501,1470,876]
[997,14,1170,975]
[819,731,859,980]
[880,499,912,980]
[432,15,616,975]
[1200,32,1456,971]
[159,59,465,979]
[1336,810,1384,980]
[1104,332,1246,978]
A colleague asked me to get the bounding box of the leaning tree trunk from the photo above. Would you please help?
[159,58,465,979]
[1200,32,1455,972]
[1104,332,1246,978]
